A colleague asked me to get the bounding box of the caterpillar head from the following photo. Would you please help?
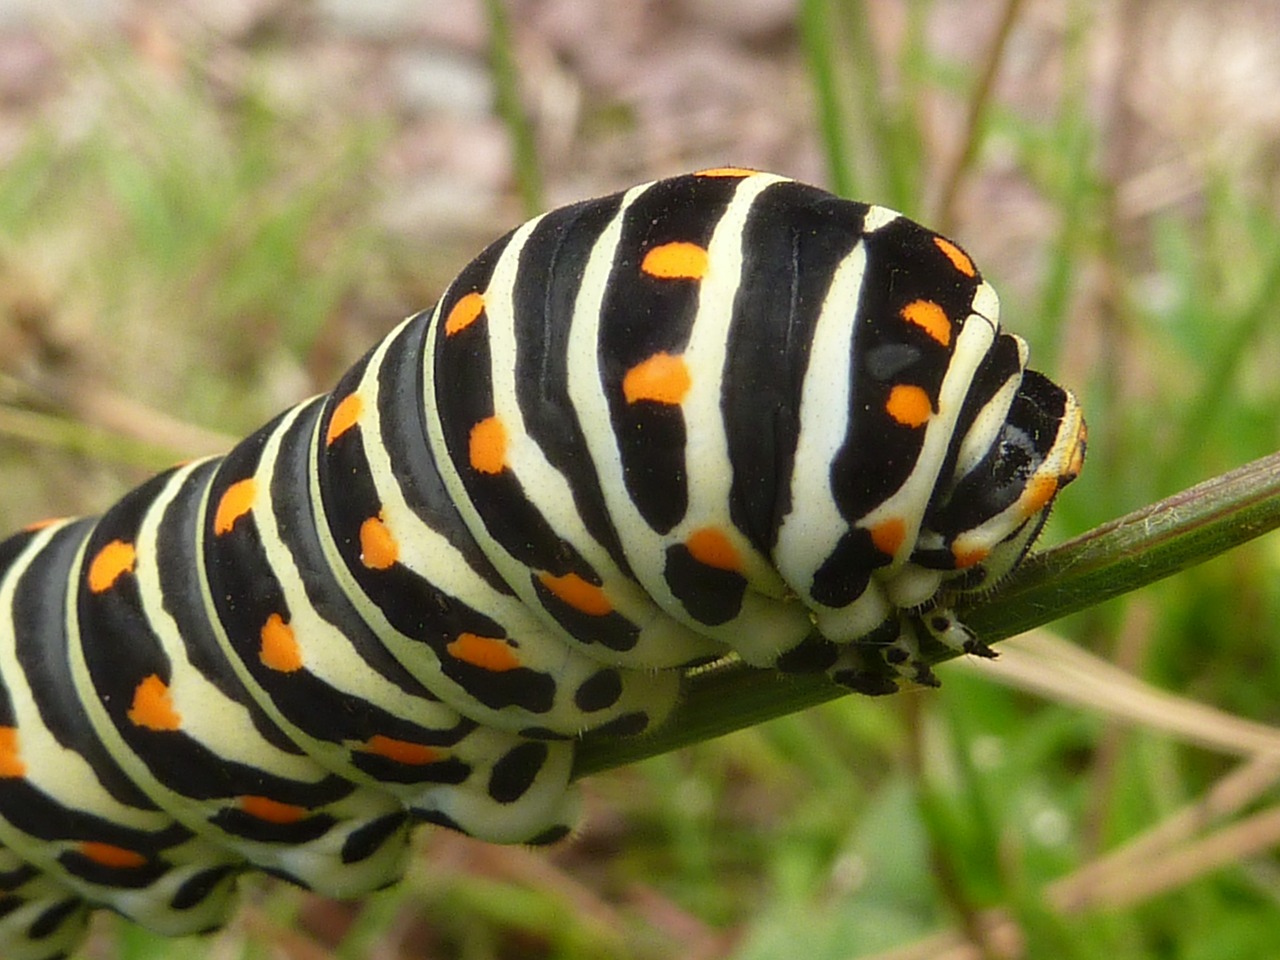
[913,364,1087,591]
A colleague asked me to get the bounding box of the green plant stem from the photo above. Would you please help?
[484,0,544,216]
[799,0,856,197]
[935,0,1027,233]
[0,405,191,471]
[1162,232,1280,492]
[573,449,1280,779]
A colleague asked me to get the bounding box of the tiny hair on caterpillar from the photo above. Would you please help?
[0,168,1084,959]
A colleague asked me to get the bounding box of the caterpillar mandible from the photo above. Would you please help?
[0,169,1085,959]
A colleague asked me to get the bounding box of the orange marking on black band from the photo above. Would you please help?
[22,517,63,532]
[240,795,308,824]
[77,842,147,869]
[446,633,521,672]
[900,300,952,347]
[214,479,256,535]
[641,241,709,280]
[870,518,906,557]
[1019,475,1059,516]
[326,394,363,446]
[694,166,757,178]
[538,571,613,616]
[886,384,932,427]
[953,545,989,569]
[445,291,486,336]
[87,540,136,594]
[359,514,399,569]
[259,614,303,673]
[469,416,507,474]
[622,352,691,405]
[128,675,182,731]
[363,735,443,766]
[933,236,976,277]
[685,527,742,572]
[0,727,24,778]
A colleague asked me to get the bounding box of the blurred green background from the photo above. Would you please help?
[1,1,1279,958]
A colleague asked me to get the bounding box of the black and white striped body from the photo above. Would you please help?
[0,169,1084,958]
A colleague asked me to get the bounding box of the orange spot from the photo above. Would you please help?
[77,842,146,869]
[870,518,906,557]
[240,795,308,824]
[685,527,742,572]
[900,300,952,347]
[87,540,136,594]
[260,613,303,673]
[933,236,976,277]
[622,352,691,405]
[886,384,932,427]
[694,166,757,178]
[538,571,613,616]
[953,545,989,569]
[469,416,507,475]
[128,675,182,731]
[446,633,520,672]
[326,394,363,446]
[1019,475,1059,516]
[359,514,399,569]
[444,291,486,336]
[214,479,256,535]
[0,727,24,778]
[641,241,708,280]
[363,735,443,766]
[22,517,63,532]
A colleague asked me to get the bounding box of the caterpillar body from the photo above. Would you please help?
[0,169,1085,958]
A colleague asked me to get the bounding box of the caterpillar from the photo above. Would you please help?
[0,168,1085,958]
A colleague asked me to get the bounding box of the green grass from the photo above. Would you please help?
[2,2,1280,959]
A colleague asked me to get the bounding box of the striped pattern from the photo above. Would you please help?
[0,170,1084,958]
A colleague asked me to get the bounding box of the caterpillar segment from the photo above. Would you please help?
[0,169,1083,957]
[0,521,242,953]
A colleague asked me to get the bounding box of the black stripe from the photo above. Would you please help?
[600,175,743,533]
[512,193,633,573]
[724,180,867,553]
[13,521,158,809]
